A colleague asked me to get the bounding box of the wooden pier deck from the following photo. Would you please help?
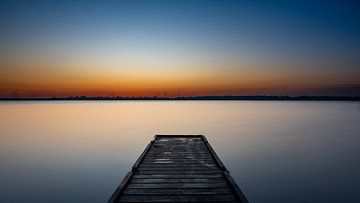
[109,135,248,203]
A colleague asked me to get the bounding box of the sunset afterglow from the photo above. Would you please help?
[0,1,359,97]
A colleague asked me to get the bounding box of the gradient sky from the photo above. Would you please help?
[0,0,359,97]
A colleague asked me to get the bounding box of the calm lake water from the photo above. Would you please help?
[0,101,359,203]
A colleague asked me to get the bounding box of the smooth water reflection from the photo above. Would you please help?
[0,101,359,203]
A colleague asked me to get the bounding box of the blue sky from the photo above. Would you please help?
[0,0,359,96]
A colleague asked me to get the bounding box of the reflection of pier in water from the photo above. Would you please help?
[109,135,248,203]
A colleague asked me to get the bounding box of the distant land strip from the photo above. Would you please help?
[0,95,359,101]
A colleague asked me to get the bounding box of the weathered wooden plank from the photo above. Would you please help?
[144,157,213,160]
[149,151,209,153]
[146,152,210,154]
[152,147,208,149]
[140,163,217,166]
[141,160,214,163]
[119,194,238,202]
[108,135,248,203]
[144,157,213,159]
[142,160,214,165]
[123,188,233,195]
[148,153,208,155]
[149,151,209,152]
[132,174,224,179]
[142,160,214,163]
[138,163,220,170]
[138,166,219,170]
[139,165,217,169]
[138,166,219,171]
[145,154,212,157]
[141,161,215,165]
[130,178,226,184]
[138,171,222,175]
[151,146,207,147]
[146,154,211,157]
[145,155,212,157]
[146,156,211,158]
[143,158,214,160]
[144,158,212,161]
[147,153,208,155]
[126,182,229,189]
[151,147,208,150]
[140,163,217,167]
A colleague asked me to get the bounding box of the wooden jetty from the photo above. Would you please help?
[109,135,248,203]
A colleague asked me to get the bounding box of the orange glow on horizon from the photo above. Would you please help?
[1,55,359,97]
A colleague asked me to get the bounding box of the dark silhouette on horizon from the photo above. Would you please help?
[0,95,359,101]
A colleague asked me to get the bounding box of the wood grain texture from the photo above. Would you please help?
[108,135,248,203]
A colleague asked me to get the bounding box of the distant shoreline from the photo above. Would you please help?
[1,95,359,101]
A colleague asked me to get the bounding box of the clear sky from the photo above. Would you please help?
[0,0,359,97]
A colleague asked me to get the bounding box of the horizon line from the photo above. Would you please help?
[1,95,359,101]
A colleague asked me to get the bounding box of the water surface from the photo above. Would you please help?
[0,101,359,203]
